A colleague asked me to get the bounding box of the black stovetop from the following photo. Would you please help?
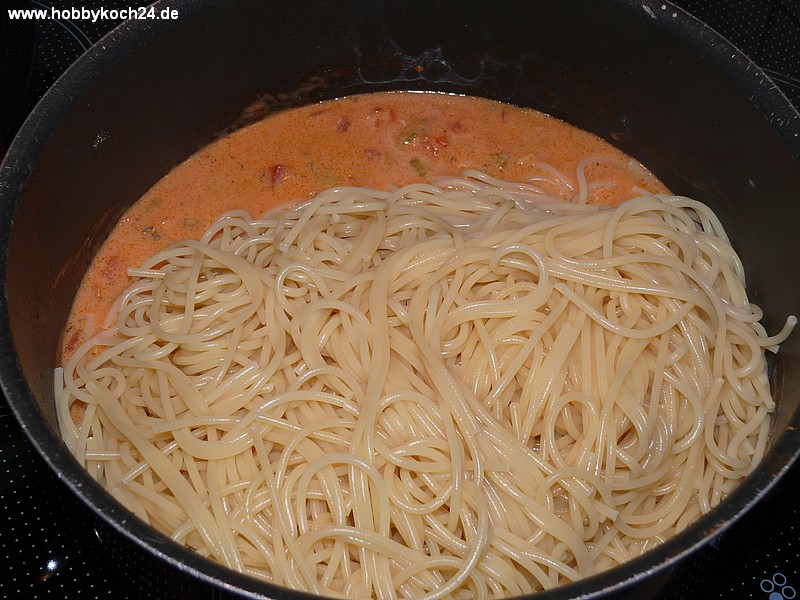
[1,1,799,598]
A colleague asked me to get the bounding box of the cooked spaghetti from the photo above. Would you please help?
[57,171,794,598]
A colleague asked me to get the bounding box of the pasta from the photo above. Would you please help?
[57,170,794,598]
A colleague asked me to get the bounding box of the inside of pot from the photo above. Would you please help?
[4,0,800,597]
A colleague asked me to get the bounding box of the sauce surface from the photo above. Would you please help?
[62,92,666,358]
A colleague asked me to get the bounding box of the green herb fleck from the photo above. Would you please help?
[410,157,427,177]
[142,225,161,241]
[144,196,163,212]
[493,152,511,170]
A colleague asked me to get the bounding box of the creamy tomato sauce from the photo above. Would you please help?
[62,92,667,359]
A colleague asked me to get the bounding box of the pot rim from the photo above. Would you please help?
[1,1,799,598]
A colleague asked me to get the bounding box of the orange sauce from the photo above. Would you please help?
[61,92,666,359]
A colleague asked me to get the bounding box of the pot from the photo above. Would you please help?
[1,1,799,598]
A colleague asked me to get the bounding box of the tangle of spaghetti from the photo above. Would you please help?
[57,172,794,598]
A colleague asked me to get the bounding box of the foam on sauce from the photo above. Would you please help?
[62,92,667,359]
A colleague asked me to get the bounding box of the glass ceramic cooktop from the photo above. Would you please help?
[1,1,798,598]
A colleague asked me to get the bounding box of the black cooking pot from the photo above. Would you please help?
[2,0,799,598]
